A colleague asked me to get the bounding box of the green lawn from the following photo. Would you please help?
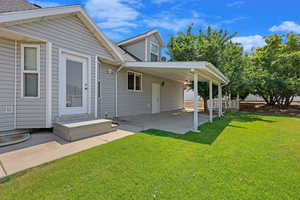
[1,113,300,200]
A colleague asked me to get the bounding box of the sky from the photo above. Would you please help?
[29,0,300,54]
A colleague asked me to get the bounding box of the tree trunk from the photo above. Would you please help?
[284,96,294,107]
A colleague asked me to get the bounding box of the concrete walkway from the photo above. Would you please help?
[0,130,134,180]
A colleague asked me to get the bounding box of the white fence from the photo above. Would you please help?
[208,99,240,112]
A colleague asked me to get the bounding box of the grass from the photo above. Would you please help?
[1,112,300,200]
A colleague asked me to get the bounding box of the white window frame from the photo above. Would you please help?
[21,44,40,98]
[128,71,143,92]
[150,41,159,61]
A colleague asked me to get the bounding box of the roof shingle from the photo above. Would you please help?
[0,0,40,13]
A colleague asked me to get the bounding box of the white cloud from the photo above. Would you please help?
[227,1,245,7]
[144,12,207,32]
[232,35,266,52]
[103,31,124,41]
[269,21,300,33]
[85,0,140,29]
[29,0,61,7]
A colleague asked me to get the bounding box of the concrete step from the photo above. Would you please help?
[53,119,118,142]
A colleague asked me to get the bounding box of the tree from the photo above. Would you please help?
[167,26,248,111]
[249,33,300,107]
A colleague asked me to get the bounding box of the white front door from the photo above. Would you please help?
[152,83,160,113]
[60,52,88,115]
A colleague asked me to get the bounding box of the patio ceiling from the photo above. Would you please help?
[124,61,229,85]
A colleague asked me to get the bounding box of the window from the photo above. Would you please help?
[21,44,40,98]
[128,71,142,91]
[150,42,159,61]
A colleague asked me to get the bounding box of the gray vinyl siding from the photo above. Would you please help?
[98,63,116,119]
[16,42,47,128]
[97,63,184,118]
[122,40,146,61]
[160,80,184,111]
[5,15,114,126]
[117,68,184,117]
[0,38,15,131]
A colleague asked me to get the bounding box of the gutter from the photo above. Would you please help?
[14,40,17,129]
[115,65,124,118]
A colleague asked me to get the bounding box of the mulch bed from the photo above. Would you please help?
[240,102,300,117]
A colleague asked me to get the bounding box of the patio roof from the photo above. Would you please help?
[122,61,228,132]
[124,61,229,85]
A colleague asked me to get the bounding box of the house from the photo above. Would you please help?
[0,0,228,140]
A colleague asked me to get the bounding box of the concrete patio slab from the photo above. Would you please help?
[118,110,211,134]
[0,130,134,177]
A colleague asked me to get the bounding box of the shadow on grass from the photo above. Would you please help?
[141,112,276,145]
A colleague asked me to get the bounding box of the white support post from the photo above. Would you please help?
[46,42,52,128]
[218,84,222,117]
[193,72,199,132]
[209,80,213,123]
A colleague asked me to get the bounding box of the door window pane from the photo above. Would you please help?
[66,60,83,107]
[24,47,37,70]
[24,73,38,97]
[128,72,134,90]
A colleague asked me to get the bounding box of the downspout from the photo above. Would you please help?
[115,65,124,119]
[14,40,17,129]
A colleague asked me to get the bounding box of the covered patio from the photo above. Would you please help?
[120,61,229,132]
[118,110,212,134]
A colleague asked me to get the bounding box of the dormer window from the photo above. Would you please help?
[150,42,159,61]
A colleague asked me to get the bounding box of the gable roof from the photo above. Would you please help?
[0,5,124,63]
[0,0,40,13]
[110,41,139,62]
[118,29,165,47]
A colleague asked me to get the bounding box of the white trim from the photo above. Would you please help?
[14,40,17,129]
[21,43,40,98]
[0,5,124,62]
[151,83,161,114]
[125,61,207,69]
[209,80,213,123]
[94,56,98,119]
[118,30,165,47]
[88,54,92,115]
[193,72,199,132]
[218,84,223,117]
[203,66,228,85]
[127,71,143,92]
[0,5,81,23]
[124,61,228,84]
[58,48,91,116]
[145,38,148,61]
[206,63,229,83]
[46,42,52,128]
[115,65,123,118]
